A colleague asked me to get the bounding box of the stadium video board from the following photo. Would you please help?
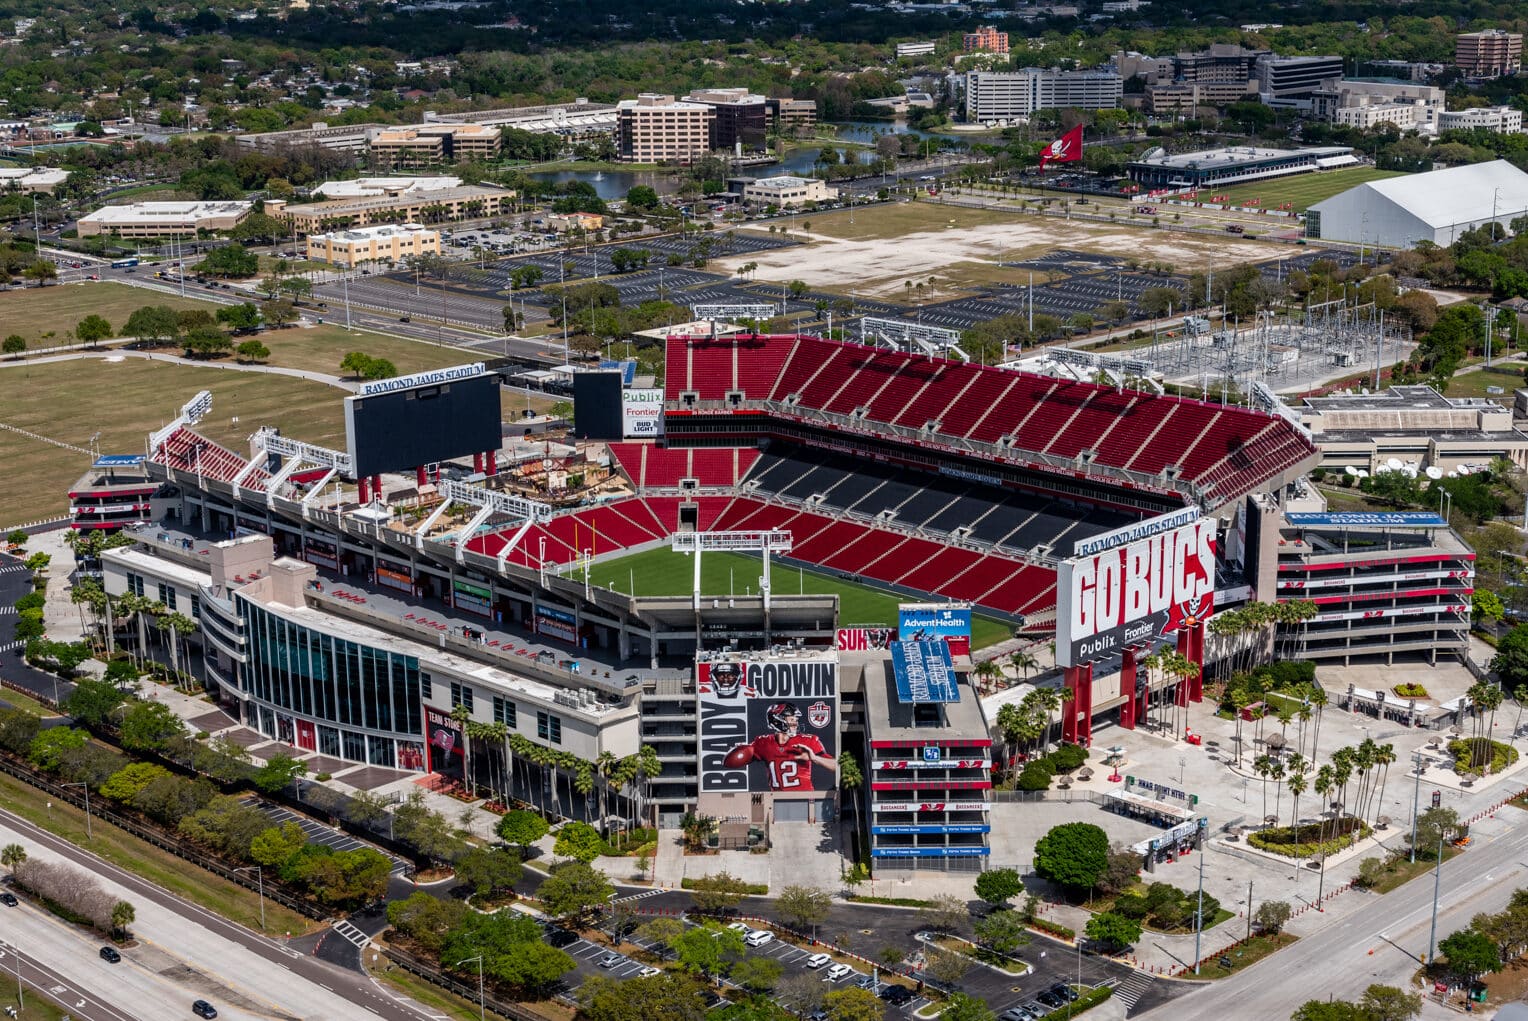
[897,604,972,656]
[697,655,839,798]
[1055,510,1216,668]
[343,364,501,478]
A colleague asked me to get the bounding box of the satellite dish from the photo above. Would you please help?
[1356,469,1369,479]
[1426,466,1443,480]
[1457,464,1472,476]
[1402,466,1417,478]
[1387,458,1403,471]
[1343,465,1359,476]
[1448,470,1458,478]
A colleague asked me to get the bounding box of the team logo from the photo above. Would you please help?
[807,701,833,729]
[1045,138,1071,159]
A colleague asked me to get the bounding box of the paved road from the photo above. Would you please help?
[1140,812,1528,1020]
[0,806,436,1021]
[0,552,76,707]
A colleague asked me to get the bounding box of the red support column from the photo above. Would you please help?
[1188,620,1205,702]
[416,466,428,488]
[357,477,370,504]
[371,475,383,501]
[1061,667,1081,745]
[473,452,484,474]
[485,451,498,476]
[1076,662,1094,746]
[1118,648,1138,730]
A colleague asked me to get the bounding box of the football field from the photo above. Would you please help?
[1212,166,1405,212]
[581,547,1014,650]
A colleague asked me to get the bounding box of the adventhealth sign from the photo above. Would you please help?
[358,362,485,396]
[1056,512,1216,668]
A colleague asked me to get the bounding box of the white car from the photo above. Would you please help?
[805,953,832,969]
[727,922,749,934]
[638,966,660,978]
[826,964,854,981]
[745,930,774,948]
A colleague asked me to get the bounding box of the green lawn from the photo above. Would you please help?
[1442,364,1524,407]
[582,547,1014,649]
[1213,167,1406,213]
[0,281,216,342]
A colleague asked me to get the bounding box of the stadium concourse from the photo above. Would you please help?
[459,332,1318,626]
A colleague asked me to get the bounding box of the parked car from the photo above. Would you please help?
[598,952,622,969]
[880,985,914,1005]
[0,893,16,907]
[999,1008,1038,1021]
[745,930,774,948]
[805,952,832,969]
[1049,984,1079,1003]
[727,922,749,934]
[1037,990,1065,1009]
[825,963,854,981]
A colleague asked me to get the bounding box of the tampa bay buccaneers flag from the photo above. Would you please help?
[1039,124,1083,169]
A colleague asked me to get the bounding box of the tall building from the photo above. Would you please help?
[765,98,817,136]
[615,94,714,164]
[1310,79,1445,133]
[683,88,769,153]
[367,124,502,169]
[1255,53,1345,101]
[1437,105,1525,133]
[964,69,1123,123]
[963,25,1009,54]
[1457,30,1522,77]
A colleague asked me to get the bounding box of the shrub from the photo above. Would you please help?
[1393,683,1429,699]
[680,876,767,895]
[1248,816,1371,858]
[1046,743,1089,773]
[1029,917,1075,940]
[1017,760,1054,791]
[1448,738,1517,775]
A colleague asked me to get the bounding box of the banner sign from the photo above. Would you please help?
[1287,511,1447,528]
[425,706,464,781]
[872,825,991,835]
[358,362,484,397]
[871,846,991,857]
[697,656,838,797]
[871,801,989,812]
[897,604,972,657]
[835,627,897,651]
[621,388,665,438]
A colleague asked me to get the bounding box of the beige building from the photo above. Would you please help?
[1437,105,1525,133]
[767,98,818,135]
[0,167,68,194]
[77,201,252,238]
[367,124,503,168]
[543,212,605,233]
[1457,29,1522,77]
[271,183,513,233]
[741,175,838,207]
[615,94,714,164]
[305,223,441,268]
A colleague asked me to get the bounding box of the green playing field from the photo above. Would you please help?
[580,546,1015,650]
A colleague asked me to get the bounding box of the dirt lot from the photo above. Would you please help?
[720,202,1279,300]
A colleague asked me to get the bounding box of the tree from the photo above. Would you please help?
[124,305,180,346]
[824,987,884,1021]
[0,844,26,875]
[973,908,1029,957]
[1033,822,1110,892]
[99,763,171,802]
[779,972,827,1016]
[197,243,259,278]
[941,993,996,1021]
[262,299,297,327]
[625,185,660,211]
[672,922,744,981]
[688,871,751,915]
[75,315,112,346]
[29,727,88,771]
[1358,985,1423,1021]
[23,260,57,286]
[363,358,398,381]
[1493,625,1528,690]
[918,892,968,933]
[536,860,612,924]
[454,846,522,899]
[1098,849,1141,896]
[924,946,971,985]
[62,675,128,727]
[637,916,686,951]
[252,751,308,794]
[118,700,183,753]
[249,821,308,866]
[1291,1000,1369,1021]
[496,809,549,856]
[974,866,1023,908]
[1439,927,1502,982]
[110,900,135,939]
[1253,900,1292,935]
[579,974,709,1021]
[216,302,262,332]
[730,955,784,993]
[1413,806,1460,856]
[182,324,232,357]
[775,884,832,935]
[340,351,375,378]
[553,820,604,863]
[387,892,469,956]
[236,339,271,363]
[1,335,22,358]
[1086,911,1143,951]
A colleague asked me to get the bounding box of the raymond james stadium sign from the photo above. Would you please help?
[358,363,486,396]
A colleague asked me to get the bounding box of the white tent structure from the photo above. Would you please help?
[1306,159,1528,249]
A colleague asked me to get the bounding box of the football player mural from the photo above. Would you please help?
[697,656,839,796]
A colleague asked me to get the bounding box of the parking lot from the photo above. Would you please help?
[251,798,410,877]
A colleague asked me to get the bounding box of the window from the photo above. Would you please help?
[159,585,177,611]
[536,711,562,745]
[126,572,145,597]
[420,673,432,699]
[493,696,516,728]
[451,681,474,714]
[190,595,201,621]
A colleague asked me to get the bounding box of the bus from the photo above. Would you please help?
[110,258,139,269]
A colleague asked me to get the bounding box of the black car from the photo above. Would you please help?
[545,929,578,948]
[879,985,915,1005]
[0,893,16,907]
[192,1000,218,1018]
[1049,984,1079,1003]
[1036,990,1065,1009]
[99,946,121,963]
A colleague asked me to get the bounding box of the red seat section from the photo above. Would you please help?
[153,427,268,486]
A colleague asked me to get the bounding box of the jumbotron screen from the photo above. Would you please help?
[343,364,502,478]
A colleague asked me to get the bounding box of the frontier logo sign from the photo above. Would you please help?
[1055,516,1216,667]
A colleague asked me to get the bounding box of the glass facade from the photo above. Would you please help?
[238,596,424,746]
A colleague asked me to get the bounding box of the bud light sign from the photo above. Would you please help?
[897,604,972,657]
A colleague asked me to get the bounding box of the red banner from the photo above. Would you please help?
[1040,125,1082,168]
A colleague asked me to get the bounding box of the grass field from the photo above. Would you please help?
[0,281,217,342]
[583,547,1014,649]
[793,201,1024,242]
[0,358,348,525]
[1442,363,1523,406]
[1213,166,1405,213]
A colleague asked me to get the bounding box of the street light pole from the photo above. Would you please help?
[1193,850,1205,975]
[457,955,485,1021]
[62,782,91,839]
[1410,751,1425,863]
[235,866,265,931]
[1427,832,1445,965]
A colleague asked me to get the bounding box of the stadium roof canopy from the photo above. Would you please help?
[1308,160,1528,248]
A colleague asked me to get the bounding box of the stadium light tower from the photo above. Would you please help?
[670,530,793,613]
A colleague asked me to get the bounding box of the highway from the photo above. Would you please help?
[0,807,438,1021]
[1140,811,1528,1020]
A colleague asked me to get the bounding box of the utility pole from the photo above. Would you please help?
[1245,880,1253,942]
[1427,832,1445,964]
[1193,851,1206,974]
[1410,751,1425,863]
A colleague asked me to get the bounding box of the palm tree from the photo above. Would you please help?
[158,611,197,689]
[574,761,596,824]
[972,659,1001,695]
[450,703,473,796]
[1307,685,1329,762]
[1230,688,1252,766]
[1313,765,1335,845]
[1268,756,1288,821]
[1008,649,1038,683]
[1287,762,1309,853]
[1371,743,1397,825]
[0,843,25,875]
[1515,684,1528,736]
[1254,754,1273,820]
[636,745,661,828]
[595,750,618,833]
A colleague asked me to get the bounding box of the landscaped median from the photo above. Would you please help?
[918,930,1031,975]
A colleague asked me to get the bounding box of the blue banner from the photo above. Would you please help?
[890,640,960,704]
[872,825,991,835]
[871,846,991,857]
[1287,512,1446,528]
[897,605,972,641]
[94,454,145,468]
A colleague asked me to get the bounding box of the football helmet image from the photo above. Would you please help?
[711,662,742,698]
[765,703,802,735]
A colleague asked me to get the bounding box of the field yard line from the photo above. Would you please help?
[0,422,90,455]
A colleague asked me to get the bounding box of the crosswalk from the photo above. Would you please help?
[0,641,23,655]
[611,889,665,905]
[1113,971,1154,1009]
[330,918,373,950]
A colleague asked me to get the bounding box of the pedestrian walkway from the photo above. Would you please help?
[330,918,373,949]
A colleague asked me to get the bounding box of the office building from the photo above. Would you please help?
[1457,30,1522,77]
[615,94,714,163]
[1437,105,1525,133]
[766,98,818,135]
[1311,79,1444,133]
[1255,53,1345,101]
[235,102,618,155]
[1145,82,1256,115]
[964,68,1123,123]
[0,167,67,193]
[683,88,769,152]
[896,41,937,58]
[1297,384,1528,474]
[740,175,839,207]
[963,26,1009,54]
[367,124,502,168]
[271,182,513,233]
[305,223,441,269]
[76,201,253,238]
